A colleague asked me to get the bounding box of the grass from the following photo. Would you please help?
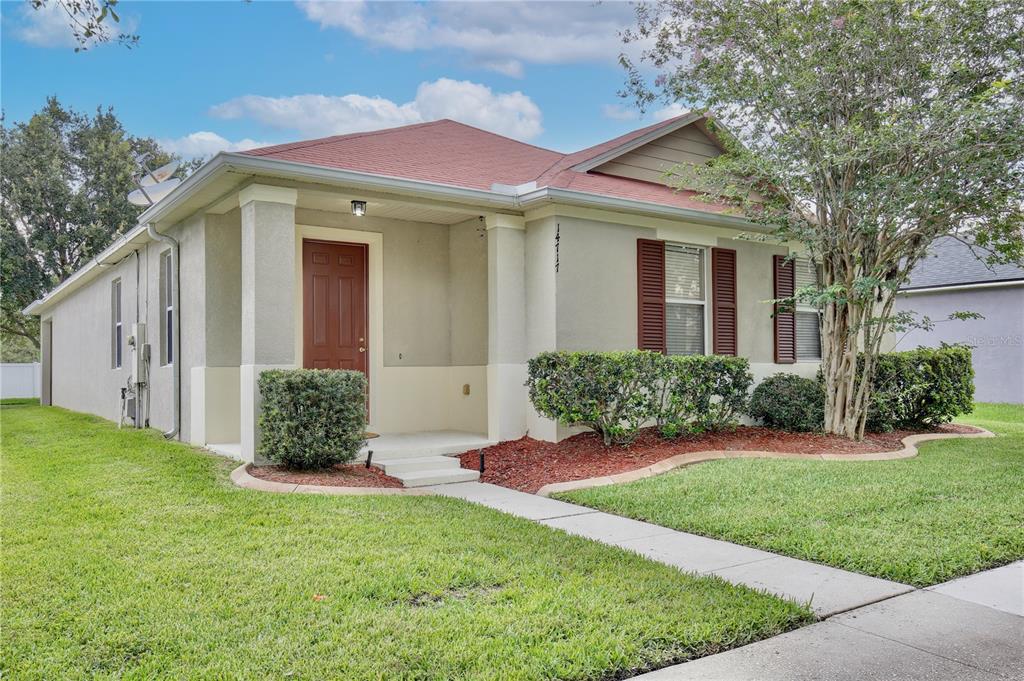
[559,403,1024,588]
[0,404,810,680]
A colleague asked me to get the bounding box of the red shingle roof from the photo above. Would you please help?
[242,116,729,214]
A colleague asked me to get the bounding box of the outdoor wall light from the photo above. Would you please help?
[351,200,367,217]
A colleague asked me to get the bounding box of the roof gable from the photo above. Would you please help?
[584,119,724,186]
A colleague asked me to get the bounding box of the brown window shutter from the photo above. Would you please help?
[637,238,666,353]
[711,248,738,355]
[773,255,796,364]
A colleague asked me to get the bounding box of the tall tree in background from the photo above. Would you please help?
[622,0,1023,439]
[1,97,187,353]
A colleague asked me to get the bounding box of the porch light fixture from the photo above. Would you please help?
[351,200,367,217]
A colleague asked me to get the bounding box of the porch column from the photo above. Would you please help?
[239,185,298,463]
[486,214,528,442]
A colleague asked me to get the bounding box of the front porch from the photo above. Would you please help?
[187,182,536,472]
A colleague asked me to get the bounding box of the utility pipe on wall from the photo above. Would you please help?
[146,222,180,440]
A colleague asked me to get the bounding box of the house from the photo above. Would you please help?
[886,236,1024,404]
[24,113,821,473]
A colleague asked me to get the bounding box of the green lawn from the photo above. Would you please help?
[559,404,1024,587]
[0,403,810,680]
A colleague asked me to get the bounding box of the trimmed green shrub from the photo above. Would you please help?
[527,351,662,445]
[257,369,367,469]
[866,345,974,431]
[658,355,753,437]
[748,373,825,432]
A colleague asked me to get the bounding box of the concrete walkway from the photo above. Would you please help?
[428,482,1023,679]
[427,482,912,617]
[635,566,1024,680]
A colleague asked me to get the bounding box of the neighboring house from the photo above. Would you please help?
[887,236,1024,404]
[24,113,821,465]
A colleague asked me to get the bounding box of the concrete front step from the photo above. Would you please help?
[394,468,480,487]
[373,455,462,476]
[358,431,493,462]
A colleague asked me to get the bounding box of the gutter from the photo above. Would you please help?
[23,153,769,316]
[899,279,1024,295]
[515,186,769,232]
[146,222,180,440]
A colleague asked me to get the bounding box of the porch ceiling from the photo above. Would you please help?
[297,187,483,225]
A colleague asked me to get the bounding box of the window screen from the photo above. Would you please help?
[159,250,174,365]
[111,279,122,369]
[794,258,822,361]
[665,244,705,355]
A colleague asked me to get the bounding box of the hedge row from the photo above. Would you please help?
[527,351,753,445]
[528,345,974,443]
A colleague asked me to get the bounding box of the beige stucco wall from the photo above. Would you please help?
[521,208,800,369]
[41,184,811,448]
[290,208,489,434]
[47,213,206,442]
[555,216,658,351]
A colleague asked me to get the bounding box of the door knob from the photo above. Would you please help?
[359,347,366,353]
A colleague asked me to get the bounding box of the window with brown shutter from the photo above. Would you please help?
[711,248,737,355]
[773,255,796,363]
[637,238,666,353]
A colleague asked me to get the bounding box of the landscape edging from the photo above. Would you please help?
[534,428,995,497]
[230,463,433,496]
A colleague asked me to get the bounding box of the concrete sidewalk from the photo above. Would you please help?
[635,568,1024,680]
[428,482,1022,679]
[427,481,912,616]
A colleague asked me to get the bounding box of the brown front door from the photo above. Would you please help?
[303,240,368,375]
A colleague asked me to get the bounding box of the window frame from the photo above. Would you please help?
[111,278,122,369]
[794,257,822,362]
[663,241,711,356]
[160,250,174,366]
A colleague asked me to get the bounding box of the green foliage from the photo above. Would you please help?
[560,403,1024,587]
[622,0,1024,437]
[527,351,663,445]
[29,0,139,50]
[0,332,39,363]
[0,97,191,349]
[658,355,753,437]
[866,345,975,431]
[1,402,811,679]
[526,351,753,445]
[748,374,825,432]
[257,369,367,469]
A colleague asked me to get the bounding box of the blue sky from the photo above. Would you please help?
[1,1,682,157]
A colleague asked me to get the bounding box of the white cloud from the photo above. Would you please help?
[602,104,639,121]
[158,132,268,159]
[652,103,690,122]
[297,0,644,75]
[11,0,136,48]
[209,78,543,141]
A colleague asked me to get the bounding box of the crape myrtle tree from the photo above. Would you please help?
[621,0,1024,439]
[0,98,192,350]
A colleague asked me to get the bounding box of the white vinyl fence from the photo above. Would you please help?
[1,363,42,399]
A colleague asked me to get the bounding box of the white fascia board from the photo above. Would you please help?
[218,154,516,209]
[516,186,769,232]
[899,279,1024,295]
[571,112,704,173]
[23,150,766,316]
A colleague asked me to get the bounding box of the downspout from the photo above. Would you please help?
[146,222,180,439]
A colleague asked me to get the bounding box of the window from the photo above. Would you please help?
[159,250,174,365]
[794,258,822,361]
[111,279,122,369]
[665,243,706,355]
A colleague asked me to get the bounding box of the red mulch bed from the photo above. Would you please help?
[247,462,404,488]
[459,423,979,493]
